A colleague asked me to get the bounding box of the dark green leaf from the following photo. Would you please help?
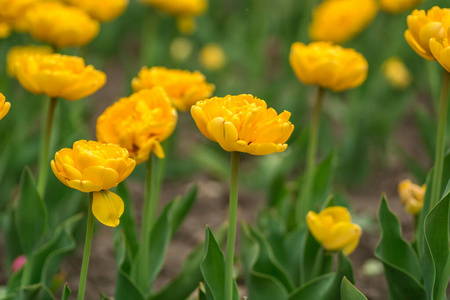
[60,284,70,300]
[116,182,139,260]
[341,277,367,300]
[169,185,197,237]
[16,284,55,300]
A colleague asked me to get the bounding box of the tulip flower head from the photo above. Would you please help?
[63,0,129,22]
[15,53,106,101]
[191,94,294,155]
[430,37,450,73]
[381,57,412,90]
[0,93,11,121]
[51,140,136,227]
[6,44,53,78]
[24,2,99,49]
[307,206,362,255]
[198,43,226,71]
[132,66,215,111]
[11,255,26,273]
[0,22,10,38]
[309,0,378,44]
[405,7,450,61]
[139,0,206,16]
[398,179,426,215]
[290,42,368,92]
[0,0,42,31]
[97,87,178,164]
[380,0,423,14]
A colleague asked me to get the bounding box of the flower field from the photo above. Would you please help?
[0,0,450,299]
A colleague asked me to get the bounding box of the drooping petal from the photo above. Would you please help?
[92,190,124,227]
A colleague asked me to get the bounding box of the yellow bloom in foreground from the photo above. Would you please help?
[97,87,178,164]
[24,2,99,49]
[199,43,226,71]
[16,54,106,100]
[398,179,426,215]
[0,93,11,121]
[380,0,423,14]
[381,57,412,90]
[430,38,450,73]
[6,44,53,78]
[132,66,215,111]
[404,7,450,61]
[309,0,378,44]
[63,0,128,22]
[191,95,294,155]
[51,140,136,227]
[290,42,368,92]
[0,22,11,39]
[307,206,362,255]
[140,0,206,16]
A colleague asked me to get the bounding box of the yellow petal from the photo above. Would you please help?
[319,206,351,224]
[92,190,124,227]
[322,223,362,252]
[81,166,119,190]
[306,211,327,242]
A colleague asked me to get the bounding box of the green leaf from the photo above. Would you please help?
[311,151,336,209]
[116,183,139,260]
[150,225,227,300]
[16,284,55,300]
[16,167,47,255]
[422,181,450,300]
[268,173,289,208]
[375,196,426,300]
[60,284,70,300]
[341,277,367,300]
[169,185,198,237]
[200,226,239,300]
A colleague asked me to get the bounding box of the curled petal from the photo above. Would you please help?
[92,190,124,227]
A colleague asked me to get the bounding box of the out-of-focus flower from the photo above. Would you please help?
[0,0,42,31]
[132,66,214,111]
[398,179,426,215]
[170,37,193,62]
[380,0,423,14]
[51,140,136,227]
[6,44,53,78]
[430,38,450,73]
[63,0,128,22]
[97,87,178,164]
[309,0,378,44]
[290,42,368,92]
[404,7,450,61]
[307,206,362,255]
[198,43,226,71]
[24,2,99,49]
[11,255,26,273]
[176,16,196,35]
[191,94,294,155]
[16,54,106,100]
[381,57,412,89]
[0,93,11,121]
[140,0,206,16]
[0,22,11,38]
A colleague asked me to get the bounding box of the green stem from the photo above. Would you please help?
[296,87,325,226]
[141,8,158,66]
[430,70,450,208]
[311,247,325,279]
[77,193,94,300]
[19,256,34,287]
[37,97,58,197]
[224,151,240,300]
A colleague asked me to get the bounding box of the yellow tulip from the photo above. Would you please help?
[191,94,294,155]
[404,7,450,61]
[398,179,426,215]
[309,0,378,44]
[170,37,193,62]
[63,0,128,22]
[290,42,368,92]
[51,140,136,227]
[97,87,178,164]
[430,38,450,73]
[380,0,423,14]
[15,53,106,101]
[0,0,42,31]
[139,0,206,16]
[6,44,53,78]
[381,57,412,90]
[24,2,99,49]
[0,93,11,121]
[198,43,226,71]
[0,22,10,39]
[132,66,215,111]
[307,206,362,255]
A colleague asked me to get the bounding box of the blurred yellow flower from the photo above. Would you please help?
[63,0,128,22]
[132,66,214,111]
[170,37,193,62]
[0,93,11,121]
[290,42,368,92]
[16,53,106,101]
[0,22,11,38]
[398,179,426,215]
[199,43,226,71]
[0,0,42,31]
[6,44,53,78]
[430,38,450,73]
[176,16,196,35]
[381,57,412,89]
[140,0,206,16]
[309,0,378,44]
[51,140,136,227]
[24,2,99,49]
[97,87,178,164]
[404,7,450,61]
[307,206,362,255]
[380,0,423,14]
[191,94,294,155]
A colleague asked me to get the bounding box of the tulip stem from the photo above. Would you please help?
[37,96,58,197]
[297,87,324,226]
[224,151,240,300]
[430,70,450,209]
[78,193,94,300]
